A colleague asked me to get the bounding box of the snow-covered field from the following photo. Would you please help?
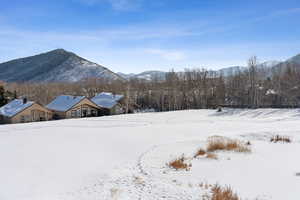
[1,109,300,200]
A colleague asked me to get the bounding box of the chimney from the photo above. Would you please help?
[23,98,27,104]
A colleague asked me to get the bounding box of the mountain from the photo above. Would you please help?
[118,71,167,81]
[119,62,279,81]
[0,48,295,83]
[287,54,300,64]
[259,60,281,68]
[0,49,125,82]
[269,54,300,74]
[116,72,137,80]
[217,66,247,76]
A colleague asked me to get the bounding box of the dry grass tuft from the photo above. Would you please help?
[211,184,240,200]
[194,148,207,158]
[270,135,291,143]
[207,137,251,153]
[207,141,226,152]
[167,155,191,171]
[206,152,218,160]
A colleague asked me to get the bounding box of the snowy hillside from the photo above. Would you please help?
[287,54,300,64]
[0,49,124,82]
[217,66,247,76]
[118,70,167,81]
[1,109,300,200]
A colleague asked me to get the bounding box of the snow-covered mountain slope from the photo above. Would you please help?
[259,60,281,68]
[287,54,300,64]
[118,70,167,81]
[0,49,125,82]
[1,109,300,200]
[269,54,300,74]
[217,66,247,76]
[215,62,279,77]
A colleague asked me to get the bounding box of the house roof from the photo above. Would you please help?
[46,95,86,112]
[0,99,34,117]
[91,92,124,109]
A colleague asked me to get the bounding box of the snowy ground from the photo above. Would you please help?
[0,109,300,200]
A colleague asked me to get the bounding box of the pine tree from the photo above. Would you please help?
[0,86,7,107]
[13,90,17,99]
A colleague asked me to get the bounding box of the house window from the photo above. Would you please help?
[71,110,76,118]
[20,115,25,123]
[77,109,81,117]
[82,109,88,117]
[91,109,97,116]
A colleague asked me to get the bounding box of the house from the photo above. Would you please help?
[46,95,100,119]
[91,92,124,115]
[0,98,52,124]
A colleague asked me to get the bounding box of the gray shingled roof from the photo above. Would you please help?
[46,95,86,112]
[0,99,34,117]
[91,92,123,109]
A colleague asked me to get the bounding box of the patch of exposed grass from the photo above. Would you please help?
[211,184,240,200]
[167,155,191,171]
[270,135,291,143]
[194,148,206,158]
[206,152,218,160]
[168,136,251,172]
[207,137,251,153]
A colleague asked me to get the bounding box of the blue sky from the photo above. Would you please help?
[0,0,300,73]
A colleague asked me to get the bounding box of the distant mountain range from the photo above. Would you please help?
[287,54,300,64]
[0,49,124,82]
[118,56,300,81]
[0,49,299,82]
[117,71,168,81]
[117,61,283,81]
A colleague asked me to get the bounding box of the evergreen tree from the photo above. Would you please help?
[0,86,7,107]
[13,90,18,99]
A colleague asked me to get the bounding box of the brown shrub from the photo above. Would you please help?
[168,155,191,171]
[211,184,240,200]
[206,153,218,160]
[207,137,251,153]
[270,135,291,143]
[226,141,239,151]
[207,141,226,152]
[194,148,206,158]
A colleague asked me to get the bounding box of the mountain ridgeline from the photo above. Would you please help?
[0,49,124,82]
[0,49,300,83]
[118,55,300,81]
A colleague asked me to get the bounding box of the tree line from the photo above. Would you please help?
[3,56,300,111]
